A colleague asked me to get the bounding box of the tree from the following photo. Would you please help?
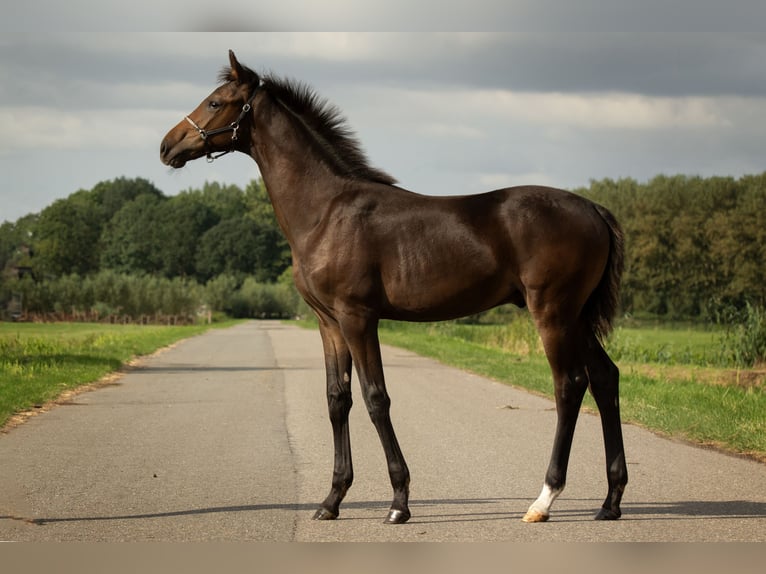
[90,176,164,222]
[244,179,291,279]
[708,175,766,309]
[195,217,262,281]
[577,173,766,320]
[184,181,248,221]
[33,191,103,276]
[197,215,291,282]
[100,194,165,274]
[155,193,218,278]
[0,216,36,275]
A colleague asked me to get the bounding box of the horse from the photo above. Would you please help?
[160,50,627,525]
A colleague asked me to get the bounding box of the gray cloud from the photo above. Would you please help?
[4,1,766,33]
[2,31,766,222]
[5,33,766,111]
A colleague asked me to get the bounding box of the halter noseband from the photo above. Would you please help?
[184,84,260,162]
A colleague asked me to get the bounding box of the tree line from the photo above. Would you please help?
[2,177,289,282]
[0,177,297,321]
[1,173,765,327]
[575,173,765,321]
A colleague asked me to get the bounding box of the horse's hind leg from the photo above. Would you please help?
[587,336,628,520]
[313,316,354,520]
[523,315,628,523]
[523,318,590,523]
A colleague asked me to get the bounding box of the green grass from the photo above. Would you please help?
[616,369,765,457]
[606,324,726,366]
[301,319,765,461]
[0,321,239,428]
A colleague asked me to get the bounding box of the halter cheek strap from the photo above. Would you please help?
[184,85,260,162]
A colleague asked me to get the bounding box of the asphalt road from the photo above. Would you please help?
[1,320,765,542]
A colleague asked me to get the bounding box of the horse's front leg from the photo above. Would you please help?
[341,313,411,524]
[313,317,354,520]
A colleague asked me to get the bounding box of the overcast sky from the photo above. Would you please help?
[2,28,766,222]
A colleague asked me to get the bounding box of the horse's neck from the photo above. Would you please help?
[250,106,339,247]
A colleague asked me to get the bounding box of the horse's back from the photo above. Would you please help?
[435,185,611,273]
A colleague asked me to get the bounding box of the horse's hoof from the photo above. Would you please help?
[521,509,549,523]
[312,507,338,521]
[384,508,411,524]
[594,507,621,521]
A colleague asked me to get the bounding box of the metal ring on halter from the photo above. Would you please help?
[185,115,208,139]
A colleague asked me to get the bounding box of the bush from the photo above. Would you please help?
[2,269,310,324]
[6,271,203,323]
[229,278,298,318]
[204,274,241,315]
[719,303,766,367]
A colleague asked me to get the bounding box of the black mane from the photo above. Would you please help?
[263,76,396,185]
[219,64,396,185]
[263,76,397,186]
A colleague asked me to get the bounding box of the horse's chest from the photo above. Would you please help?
[294,249,376,304]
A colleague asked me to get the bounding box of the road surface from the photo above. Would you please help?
[1,321,764,541]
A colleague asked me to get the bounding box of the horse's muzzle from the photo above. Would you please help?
[160,137,188,169]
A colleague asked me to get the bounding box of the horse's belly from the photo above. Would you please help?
[381,260,515,321]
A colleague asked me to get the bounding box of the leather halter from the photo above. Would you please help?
[184,84,260,162]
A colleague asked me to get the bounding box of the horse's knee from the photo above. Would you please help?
[362,386,390,419]
[327,389,352,424]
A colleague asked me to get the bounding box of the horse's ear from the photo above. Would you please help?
[229,50,245,84]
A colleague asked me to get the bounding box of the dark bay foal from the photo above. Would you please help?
[161,51,627,524]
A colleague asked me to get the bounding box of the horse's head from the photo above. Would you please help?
[160,50,260,168]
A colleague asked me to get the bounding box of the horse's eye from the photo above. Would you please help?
[208,101,221,110]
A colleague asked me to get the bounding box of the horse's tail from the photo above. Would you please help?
[584,203,624,342]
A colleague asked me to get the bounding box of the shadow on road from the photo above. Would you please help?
[622,499,766,520]
[132,364,316,374]
[5,497,765,527]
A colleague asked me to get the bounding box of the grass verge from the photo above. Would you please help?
[0,321,240,429]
